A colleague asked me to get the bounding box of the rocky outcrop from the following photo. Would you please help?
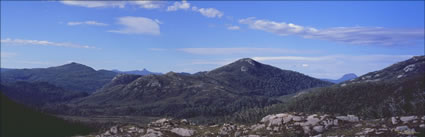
[81,113,425,137]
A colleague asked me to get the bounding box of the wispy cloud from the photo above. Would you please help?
[1,52,17,58]
[239,17,424,46]
[109,16,160,35]
[148,48,166,51]
[67,21,108,26]
[227,25,240,30]
[1,38,97,49]
[60,1,162,9]
[179,48,318,55]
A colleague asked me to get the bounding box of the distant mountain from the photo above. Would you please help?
[112,68,162,76]
[62,58,331,119]
[0,93,93,137]
[321,73,358,83]
[1,82,88,107]
[0,62,117,93]
[281,55,425,118]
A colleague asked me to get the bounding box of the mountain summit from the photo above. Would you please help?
[206,58,332,96]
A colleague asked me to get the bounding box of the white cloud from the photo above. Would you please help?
[239,17,315,35]
[167,1,190,11]
[302,64,309,67]
[166,1,224,19]
[227,25,240,30]
[1,38,97,49]
[109,16,160,35]
[198,8,223,18]
[131,1,162,9]
[239,17,424,46]
[60,1,162,9]
[179,48,317,55]
[1,52,17,58]
[67,21,108,26]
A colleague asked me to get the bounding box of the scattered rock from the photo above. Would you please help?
[83,113,425,137]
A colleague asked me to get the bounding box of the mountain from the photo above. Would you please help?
[1,82,88,107]
[321,73,358,83]
[279,55,425,119]
[0,62,117,93]
[0,93,93,137]
[61,58,331,119]
[112,68,162,75]
[204,58,333,96]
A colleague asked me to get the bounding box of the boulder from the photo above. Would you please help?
[170,128,195,137]
[336,115,359,122]
[313,126,324,133]
[400,116,417,123]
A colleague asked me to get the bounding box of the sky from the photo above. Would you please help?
[1,1,424,79]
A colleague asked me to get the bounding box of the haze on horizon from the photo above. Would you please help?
[1,1,424,79]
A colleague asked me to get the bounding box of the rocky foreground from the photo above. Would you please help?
[80,113,425,137]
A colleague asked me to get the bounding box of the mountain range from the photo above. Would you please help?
[1,56,424,133]
[57,58,332,118]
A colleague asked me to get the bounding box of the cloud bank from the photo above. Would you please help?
[239,17,424,46]
[1,38,97,49]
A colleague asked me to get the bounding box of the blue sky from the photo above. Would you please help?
[1,1,424,79]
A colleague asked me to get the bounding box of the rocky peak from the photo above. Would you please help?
[208,58,266,75]
[238,58,258,66]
